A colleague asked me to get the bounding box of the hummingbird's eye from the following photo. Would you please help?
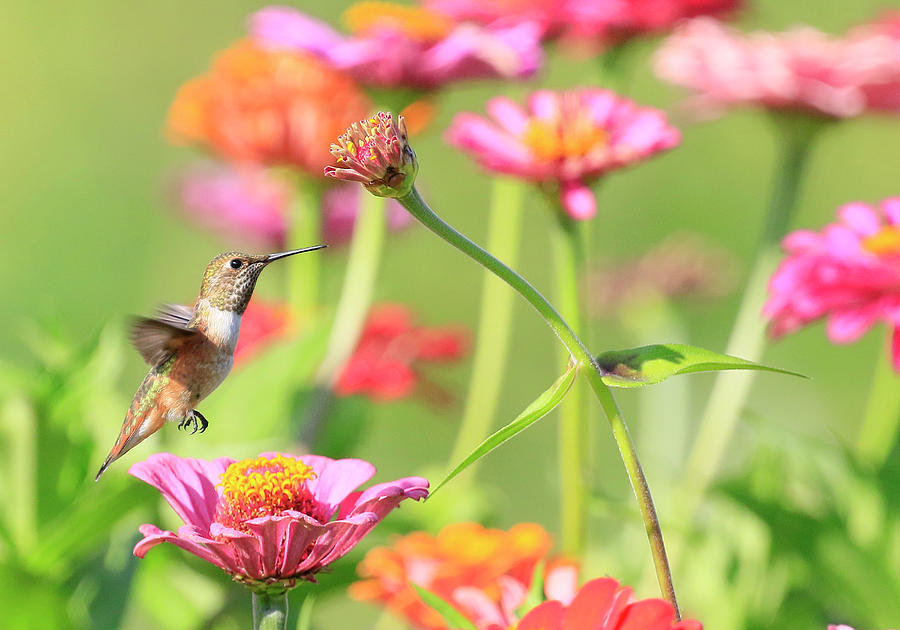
[229,259,242,269]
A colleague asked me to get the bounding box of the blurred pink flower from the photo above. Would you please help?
[446,89,680,220]
[174,162,411,247]
[655,17,900,118]
[250,3,542,90]
[426,0,739,44]
[764,198,900,370]
[131,452,428,589]
[487,576,701,630]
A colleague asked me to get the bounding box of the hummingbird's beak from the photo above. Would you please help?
[264,245,327,263]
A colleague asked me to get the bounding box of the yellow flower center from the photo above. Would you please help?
[522,116,608,162]
[343,2,453,41]
[215,455,319,532]
[862,226,900,256]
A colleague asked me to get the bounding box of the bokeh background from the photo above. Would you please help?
[2,1,900,629]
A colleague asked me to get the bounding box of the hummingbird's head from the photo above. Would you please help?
[199,246,326,314]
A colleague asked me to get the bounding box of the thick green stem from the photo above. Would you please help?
[677,115,820,533]
[287,181,323,319]
[398,186,679,617]
[552,213,588,557]
[251,590,288,630]
[856,340,900,465]
[448,179,524,474]
[301,195,387,444]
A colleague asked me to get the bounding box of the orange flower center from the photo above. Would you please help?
[522,116,608,162]
[215,455,319,532]
[343,2,453,41]
[862,226,900,256]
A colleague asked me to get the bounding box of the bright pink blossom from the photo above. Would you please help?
[130,452,428,588]
[336,303,469,401]
[174,162,411,248]
[764,198,900,370]
[250,4,542,90]
[655,17,900,118]
[487,577,701,630]
[426,0,740,44]
[446,89,680,220]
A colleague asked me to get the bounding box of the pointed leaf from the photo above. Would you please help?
[412,584,478,630]
[516,560,545,618]
[595,344,804,388]
[430,363,578,498]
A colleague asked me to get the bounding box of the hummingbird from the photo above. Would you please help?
[95,246,326,480]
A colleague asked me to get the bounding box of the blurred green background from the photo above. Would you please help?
[2,0,900,629]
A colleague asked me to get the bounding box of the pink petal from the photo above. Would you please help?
[133,524,228,570]
[826,307,880,342]
[302,456,376,518]
[129,453,233,530]
[453,586,506,627]
[883,197,900,225]
[839,202,881,236]
[560,181,597,220]
[250,6,344,56]
[545,563,579,605]
[561,577,620,630]
[300,512,379,570]
[340,476,429,519]
[486,97,531,135]
[529,90,561,121]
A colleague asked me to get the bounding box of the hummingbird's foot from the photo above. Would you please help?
[178,410,208,435]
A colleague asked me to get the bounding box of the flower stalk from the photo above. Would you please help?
[677,113,821,522]
[448,178,524,475]
[856,340,900,465]
[252,590,289,630]
[551,211,588,557]
[397,185,680,617]
[288,178,323,319]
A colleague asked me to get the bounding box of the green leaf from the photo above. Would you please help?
[595,344,804,388]
[429,363,578,498]
[412,585,477,630]
[516,560,545,618]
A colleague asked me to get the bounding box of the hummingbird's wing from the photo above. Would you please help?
[130,303,198,366]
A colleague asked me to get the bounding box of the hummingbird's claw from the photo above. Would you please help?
[178,410,208,435]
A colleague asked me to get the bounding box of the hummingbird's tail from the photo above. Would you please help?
[94,385,167,481]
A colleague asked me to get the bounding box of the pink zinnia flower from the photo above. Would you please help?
[764,198,900,370]
[174,162,412,248]
[446,89,680,220]
[425,0,740,44]
[130,452,428,589]
[250,3,542,91]
[490,576,701,630]
[336,303,468,401]
[654,17,900,118]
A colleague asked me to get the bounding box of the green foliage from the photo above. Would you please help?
[596,344,803,388]
[429,363,578,497]
[412,585,478,630]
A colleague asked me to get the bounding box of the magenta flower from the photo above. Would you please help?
[426,0,740,44]
[764,198,900,370]
[130,452,428,589]
[446,89,680,220]
[174,162,411,247]
[654,17,900,118]
[250,4,542,91]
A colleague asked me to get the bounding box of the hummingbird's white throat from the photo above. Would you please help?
[200,301,242,352]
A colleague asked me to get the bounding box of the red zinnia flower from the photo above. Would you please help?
[335,303,468,400]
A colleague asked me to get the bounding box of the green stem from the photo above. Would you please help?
[287,180,323,319]
[301,195,387,443]
[448,179,524,474]
[251,590,288,630]
[677,114,821,530]
[398,186,680,617]
[552,212,588,557]
[855,339,900,465]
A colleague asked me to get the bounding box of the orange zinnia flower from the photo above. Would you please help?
[168,39,370,175]
[350,522,577,630]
